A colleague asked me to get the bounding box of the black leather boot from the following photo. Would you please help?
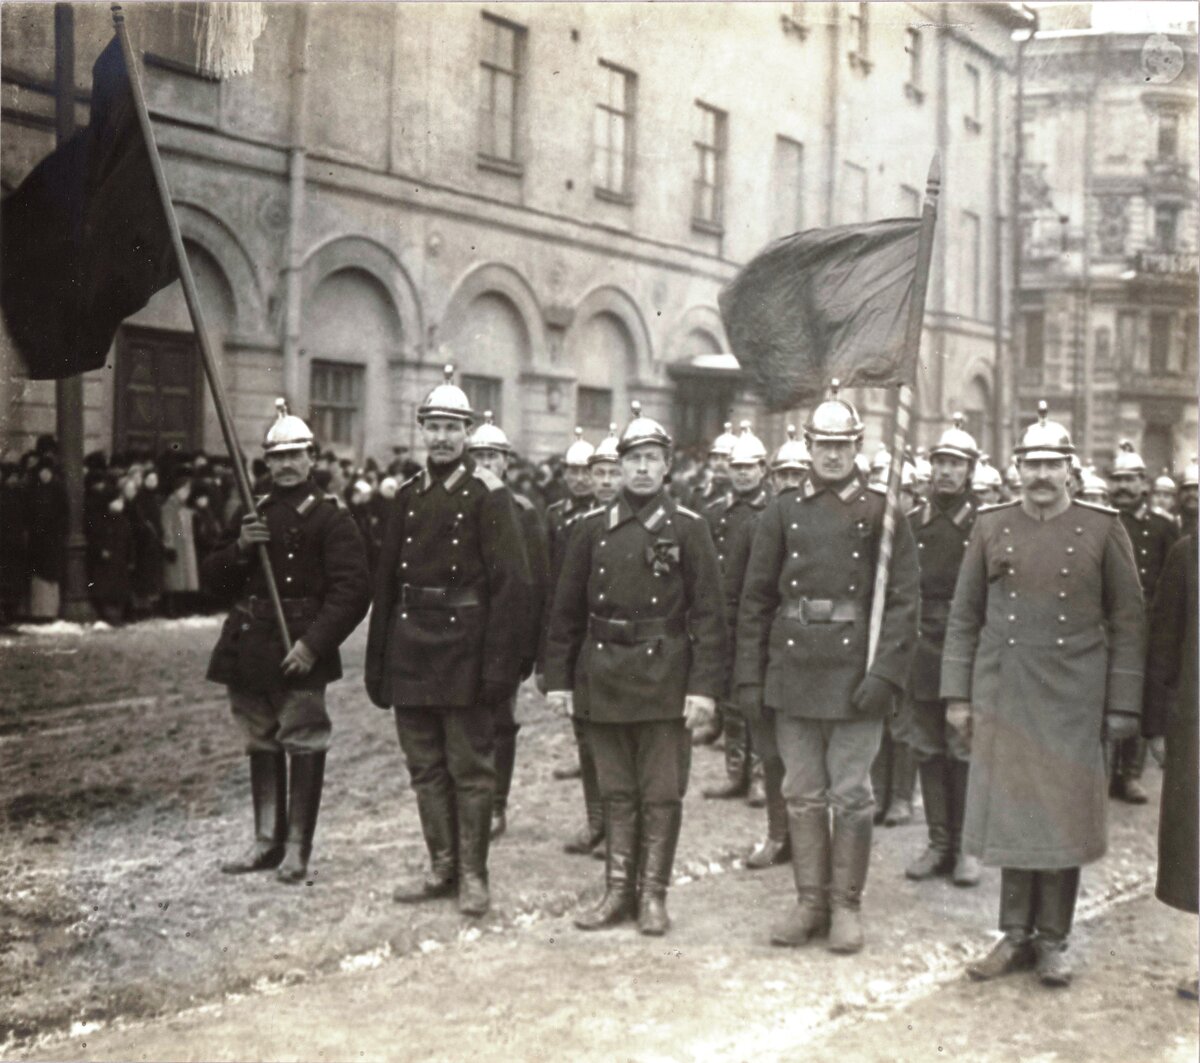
[828,808,873,954]
[564,730,605,854]
[747,757,791,870]
[1033,867,1080,985]
[276,752,326,884]
[221,751,287,874]
[1113,737,1149,803]
[771,806,831,945]
[870,731,893,825]
[746,752,767,808]
[575,798,638,930]
[703,712,749,798]
[638,802,682,936]
[394,787,458,903]
[906,757,954,880]
[457,790,493,917]
[884,741,915,826]
[948,758,981,886]
[967,868,1036,980]
[491,725,518,839]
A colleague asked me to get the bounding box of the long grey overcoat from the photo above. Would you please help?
[941,499,1145,869]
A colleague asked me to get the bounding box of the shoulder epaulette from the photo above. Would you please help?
[978,499,1021,514]
[674,504,702,520]
[399,472,421,492]
[704,495,725,511]
[868,482,887,495]
[1073,498,1118,515]
[547,498,566,514]
[323,492,348,511]
[472,466,506,492]
[906,504,923,519]
[255,494,271,508]
[582,505,607,520]
[513,492,534,511]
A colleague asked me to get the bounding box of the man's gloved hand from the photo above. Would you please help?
[850,674,896,717]
[945,700,972,744]
[547,690,574,718]
[1148,735,1167,767]
[1104,713,1139,742]
[683,694,717,731]
[480,679,516,706]
[737,685,764,716]
[238,514,270,553]
[281,639,317,678]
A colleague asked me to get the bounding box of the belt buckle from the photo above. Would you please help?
[804,598,834,624]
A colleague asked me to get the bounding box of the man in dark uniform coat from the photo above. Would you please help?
[467,412,550,839]
[904,416,982,888]
[736,385,919,955]
[1108,442,1179,803]
[944,405,1145,987]
[1178,459,1198,539]
[703,423,771,803]
[205,401,370,884]
[546,402,726,936]
[365,367,530,917]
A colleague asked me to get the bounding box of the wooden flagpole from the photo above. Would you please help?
[867,154,941,667]
[112,5,292,651]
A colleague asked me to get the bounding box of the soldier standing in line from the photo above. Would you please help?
[944,405,1145,987]
[736,385,920,954]
[467,413,550,840]
[546,403,726,936]
[703,423,772,804]
[588,424,623,507]
[1150,472,1179,523]
[542,429,595,786]
[903,415,982,888]
[768,426,810,495]
[1107,441,1179,804]
[689,422,738,745]
[972,458,1004,507]
[205,401,371,884]
[1180,459,1199,539]
[365,367,530,917]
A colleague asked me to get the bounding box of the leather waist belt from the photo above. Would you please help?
[237,595,319,621]
[400,583,484,608]
[589,614,686,645]
[921,599,952,621]
[781,598,859,624]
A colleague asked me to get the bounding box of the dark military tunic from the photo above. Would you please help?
[364,457,530,709]
[545,490,727,723]
[906,492,977,702]
[546,495,595,583]
[204,481,371,693]
[941,499,1145,868]
[1118,502,1179,599]
[735,475,920,718]
[705,485,771,572]
[1143,536,1198,913]
[511,490,550,675]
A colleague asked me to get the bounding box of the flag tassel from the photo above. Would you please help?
[112,4,291,652]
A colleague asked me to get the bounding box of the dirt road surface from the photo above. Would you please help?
[2,616,1196,1061]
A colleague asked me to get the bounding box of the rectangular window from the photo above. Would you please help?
[1154,204,1178,252]
[577,386,613,432]
[478,13,524,165]
[1023,310,1045,369]
[840,161,868,223]
[961,210,981,318]
[1117,310,1140,367]
[899,184,920,217]
[461,374,503,424]
[848,3,870,65]
[309,361,365,450]
[692,101,727,229]
[1158,112,1179,160]
[1185,313,1198,375]
[770,136,804,239]
[1149,312,1171,373]
[964,63,982,132]
[905,27,923,88]
[594,61,636,199]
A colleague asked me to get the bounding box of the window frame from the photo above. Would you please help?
[309,359,366,453]
[1149,311,1172,374]
[461,373,504,426]
[691,100,728,234]
[593,60,637,204]
[964,62,982,133]
[1154,204,1179,252]
[771,134,805,239]
[1023,309,1046,370]
[1157,111,1179,160]
[904,27,925,102]
[848,3,872,72]
[477,12,526,173]
[576,386,614,432]
[961,210,982,319]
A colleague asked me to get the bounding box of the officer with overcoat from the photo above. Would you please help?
[365,367,530,917]
[943,404,1145,987]
[1107,441,1179,804]
[467,412,550,840]
[904,415,982,888]
[204,400,371,884]
[736,384,920,954]
[545,402,726,936]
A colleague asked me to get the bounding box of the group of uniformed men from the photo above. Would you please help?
[200,366,1190,989]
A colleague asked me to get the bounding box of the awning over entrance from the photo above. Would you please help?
[666,352,745,381]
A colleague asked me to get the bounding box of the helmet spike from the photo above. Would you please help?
[1037,400,1048,422]
[274,397,289,420]
[786,424,797,441]
[1119,439,1135,453]
[631,400,642,417]
[442,364,455,383]
[609,423,618,434]
[829,378,841,397]
[574,427,583,440]
[739,420,752,434]
[484,410,495,425]
[952,412,965,430]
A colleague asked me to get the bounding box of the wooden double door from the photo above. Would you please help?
[113,326,202,457]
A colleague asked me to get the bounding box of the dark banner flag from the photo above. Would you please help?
[1,35,177,380]
[718,218,923,412]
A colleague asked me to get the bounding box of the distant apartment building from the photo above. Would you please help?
[1,2,1025,464]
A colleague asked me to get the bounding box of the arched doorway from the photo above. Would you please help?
[668,328,743,453]
[959,375,993,457]
[568,310,636,433]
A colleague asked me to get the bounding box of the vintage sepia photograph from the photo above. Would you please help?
[0,1,1197,1059]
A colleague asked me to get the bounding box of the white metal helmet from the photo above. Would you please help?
[467,411,512,454]
[1005,460,1022,489]
[772,425,811,471]
[1182,457,1199,489]
[1111,440,1147,476]
[418,364,474,423]
[930,413,981,462]
[263,398,315,454]
[563,427,595,468]
[729,421,768,465]
[1014,401,1074,460]
[1153,471,1178,494]
[901,461,917,488]
[589,423,621,466]
[709,422,738,458]
[913,456,932,484]
[972,459,1003,491]
[1080,466,1109,500]
[618,400,672,455]
[871,445,892,472]
[805,379,864,442]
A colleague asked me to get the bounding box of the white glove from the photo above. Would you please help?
[683,694,717,730]
[1148,736,1167,768]
[547,690,574,718]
